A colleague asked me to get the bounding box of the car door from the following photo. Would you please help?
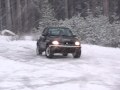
[39,28,48,50]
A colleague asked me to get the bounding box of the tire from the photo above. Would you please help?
[62,53,68,56]
[72,50,81,58]
[36,46,42,55]
[45,46,53,58]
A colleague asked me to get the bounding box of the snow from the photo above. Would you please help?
[23,36,33,41]
[0,40,120,90]
[0,35,12,41]
[1,29,16,36]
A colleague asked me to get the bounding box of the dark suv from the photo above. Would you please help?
[36,27,81,58]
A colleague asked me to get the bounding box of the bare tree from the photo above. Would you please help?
[91,0,97,16]
[16,0,22,34]
[65,0,69,18]
[117,0,120,19]
[5,0,12,30]
[24,0,28,33]
[103,0,109,17]
[0,0,2,30]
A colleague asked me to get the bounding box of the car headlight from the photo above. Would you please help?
[75,41,80,46]
[52,41,59,45]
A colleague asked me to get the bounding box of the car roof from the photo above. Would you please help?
[45,27,70,29]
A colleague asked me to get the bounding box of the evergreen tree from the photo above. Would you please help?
[38,0,57,31]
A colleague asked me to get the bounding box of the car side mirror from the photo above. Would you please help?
[42,33,47,36]
[73,35,77,37]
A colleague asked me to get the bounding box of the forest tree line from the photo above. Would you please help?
[49,0,120,20]
[0,0,39,34]
[0,0,120,35]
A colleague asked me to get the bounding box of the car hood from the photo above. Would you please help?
[47,36,79,42]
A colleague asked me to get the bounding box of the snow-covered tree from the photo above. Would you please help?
[30,0,58,40]
[60,15,120,47]
[38,0,58,32]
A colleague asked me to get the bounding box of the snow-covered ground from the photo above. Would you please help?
[0,40,120,90]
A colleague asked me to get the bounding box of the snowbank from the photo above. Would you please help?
[1,29,16,36]
[0,41,120,90]
[0,35,12,41]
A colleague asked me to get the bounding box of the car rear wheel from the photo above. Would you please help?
[45,46,53,58]
[72,50,81,58]
[36,46,42,55]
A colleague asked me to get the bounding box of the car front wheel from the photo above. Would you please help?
[72,50,81,58]
[45,46,53,58]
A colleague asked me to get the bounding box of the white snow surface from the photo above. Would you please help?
[1,29,16,36]
[0,35,12,41]
[0,40,120,90]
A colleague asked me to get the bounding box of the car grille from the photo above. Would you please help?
[63,41,74,45]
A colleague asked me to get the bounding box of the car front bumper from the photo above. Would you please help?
[49,45,81,53]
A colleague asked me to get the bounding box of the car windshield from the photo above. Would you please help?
[48,28,73,36]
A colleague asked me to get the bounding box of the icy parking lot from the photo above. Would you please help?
[0,40,120,90]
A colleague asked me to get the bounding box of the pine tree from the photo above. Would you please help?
[38,0,57,31]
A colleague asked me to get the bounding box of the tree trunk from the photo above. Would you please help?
[65,0,69,18]
[10,0,16,33]
[27,0,34,31]
[17,0,22,35]
[117,0,120,19]
[5,0,12,30]
[91,0,97,17]
[68,0,74,18]
[24,0,28,33]
[0,0,2,30]
[103,0,109,17]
